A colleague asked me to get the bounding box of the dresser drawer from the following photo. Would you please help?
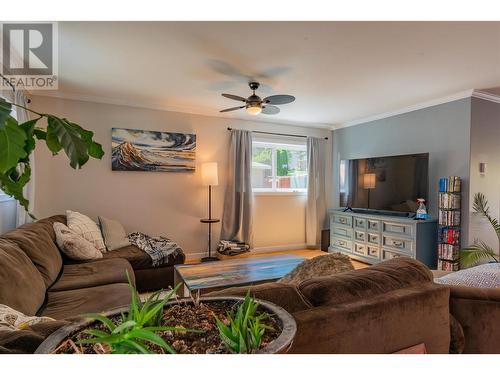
[332,225,353,239]
[353,217,367,230]
[353,242,367,256]
[382,236,413,254]
[332,214,353,227]
[382,221,413,237]
[367,232,381,245]
[382,249,410,261]
[366,245,380,259]
[354,230,366,242]
[367,220,381,232]
[331,237,352,252]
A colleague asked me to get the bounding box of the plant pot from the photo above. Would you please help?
[35,296,297,354]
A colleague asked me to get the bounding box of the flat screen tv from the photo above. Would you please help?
[339,153,429,214]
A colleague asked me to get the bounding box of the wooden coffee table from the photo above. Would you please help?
[174,254,305,297]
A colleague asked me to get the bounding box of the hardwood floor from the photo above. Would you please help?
[190,249,370,270]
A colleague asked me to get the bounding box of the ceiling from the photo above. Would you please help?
[36,22,500,128]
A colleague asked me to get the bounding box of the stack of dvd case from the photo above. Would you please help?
[437,176,461,271]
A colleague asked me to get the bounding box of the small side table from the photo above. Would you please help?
[200,218,220,262]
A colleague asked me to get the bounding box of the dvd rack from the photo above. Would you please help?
[437,176,461,271]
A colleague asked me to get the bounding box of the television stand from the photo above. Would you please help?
[350,208,410,218]
[328,208,437,268]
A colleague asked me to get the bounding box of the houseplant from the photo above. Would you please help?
[35,277,297,354]
[460,192,500,267]
[0,97,103,215]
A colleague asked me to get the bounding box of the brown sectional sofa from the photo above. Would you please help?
[0,215,184,321]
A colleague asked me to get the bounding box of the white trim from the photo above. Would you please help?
[254,191,307,196]
[31,91,333,130]
[183,243,308,262]
[251,243,308,253]
[472,90,500,104]
[335,89,474,129]
[0,194,14,203]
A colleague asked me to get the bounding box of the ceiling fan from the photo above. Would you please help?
[220,82,295,115]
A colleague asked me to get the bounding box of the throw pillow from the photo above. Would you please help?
[98,216,131,251]
[0,304,54,332]
[434,263,500,288]
[66,210,106,253]
[278,252,354,285]
[53,222,103,261]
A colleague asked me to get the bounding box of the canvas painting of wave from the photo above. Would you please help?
[111,128,196,172]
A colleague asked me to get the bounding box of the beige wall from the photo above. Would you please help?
[31,96,331,259]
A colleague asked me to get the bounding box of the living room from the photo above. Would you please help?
[0,1,499,372]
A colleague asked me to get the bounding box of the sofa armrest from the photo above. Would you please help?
[206,282,313,313]
[448,285,500,354]
[289,283,450,353]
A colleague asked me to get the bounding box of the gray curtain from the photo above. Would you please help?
[220,129,253,246]
[306,137,327,247]
[13,91,34,226]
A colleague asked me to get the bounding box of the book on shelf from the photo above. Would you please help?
[438,243,460,261]
[438,192,461,210]
[438,227,460,245]
[438,210,461,226]
[439,176,461,193]
[438,259,460,272]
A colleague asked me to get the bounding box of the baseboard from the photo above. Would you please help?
[184,243,309,261]
[251,243,308,253]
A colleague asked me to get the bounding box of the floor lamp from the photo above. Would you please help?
[363,173,376,209]
[201,162,220,262]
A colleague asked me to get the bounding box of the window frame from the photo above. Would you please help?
[251,139,308,195]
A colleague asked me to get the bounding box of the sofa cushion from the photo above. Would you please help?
[66,210,106,253]
[53,222,103,261]
[207,282,313,313]
[40,283,132,320]
[299,257,433,307]
[434,263,500,288]
[98,216,131,251]
[49,258,134,292]
[0,239,46,316]
[3,216,63,288]
[102,244,185,270]
[0,320,68,354]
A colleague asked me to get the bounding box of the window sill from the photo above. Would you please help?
[253,191,307,197]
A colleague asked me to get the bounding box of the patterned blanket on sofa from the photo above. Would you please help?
[127,232,183,267]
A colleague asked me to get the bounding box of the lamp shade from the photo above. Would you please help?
[201,162,219,186]
[363,173,376,189]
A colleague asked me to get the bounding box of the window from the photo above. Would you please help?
[251,139,308,193]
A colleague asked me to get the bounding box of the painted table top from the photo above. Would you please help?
[174,254,305,291]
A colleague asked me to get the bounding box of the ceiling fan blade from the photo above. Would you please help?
[222,93,247,102]
[261,105,280,115]
[263,94,295,105]
[220,106,245,113]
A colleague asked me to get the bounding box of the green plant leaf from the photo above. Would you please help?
[46,115,90,168]
[83,313,117,331]
[0,98,12,127]
[0,164,31,212]
[460,241,499,268]
[0,117,27,173]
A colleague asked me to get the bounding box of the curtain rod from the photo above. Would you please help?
[227,127,328,140]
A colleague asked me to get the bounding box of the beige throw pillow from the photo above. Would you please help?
[53,222,103,261]
[98,216,131,251]
[66,210,106,253]
[0,304,55,332]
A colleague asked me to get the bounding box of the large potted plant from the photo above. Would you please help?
[0,97,103,215]
[460,192,500,267]
[36,276,297,354]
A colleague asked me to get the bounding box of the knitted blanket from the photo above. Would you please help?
[127,232,183,267]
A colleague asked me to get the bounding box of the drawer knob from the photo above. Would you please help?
[392,240,404,248]
[339,218,346,223]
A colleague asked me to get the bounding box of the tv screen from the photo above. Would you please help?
[339,153,429,213]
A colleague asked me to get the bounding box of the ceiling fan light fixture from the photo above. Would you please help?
[246,104,262,115]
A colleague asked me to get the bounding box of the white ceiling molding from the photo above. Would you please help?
[32,90,334,130]
[334,89,474,130]
[472,90,500,104]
